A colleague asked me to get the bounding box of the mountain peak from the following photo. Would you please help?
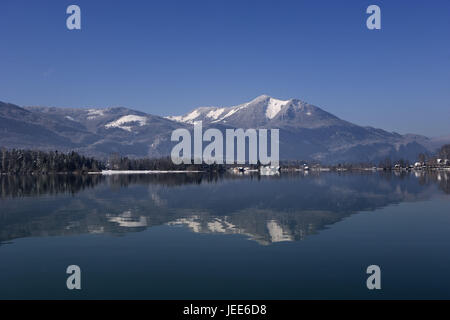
[244,95,293,119]
[252,94,271,101]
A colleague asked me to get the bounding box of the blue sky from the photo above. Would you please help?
[1,0,449,136]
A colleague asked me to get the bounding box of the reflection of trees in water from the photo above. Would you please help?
[413,171,450,194]
[436,172,450,194]
[106,173,222,188]
[105,171,271,188]
[0,174,104,198]
[0,173,230,198]
[0,171,306,199]
[0,170,288,199]
[1,171,448,206]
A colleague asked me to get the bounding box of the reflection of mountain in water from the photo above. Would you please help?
[168,215,302,245]
[0,171,449,245]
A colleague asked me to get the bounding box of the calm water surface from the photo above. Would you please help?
[0,171,449,299]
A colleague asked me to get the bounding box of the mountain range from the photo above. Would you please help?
[0,95,447,164]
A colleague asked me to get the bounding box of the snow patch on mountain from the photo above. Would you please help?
[206,108,225,120]
[105,115,148,132]
[219,106,244,120]
[87,109,106,120]
[266,98,290,119]
[167,101,252,124]
[166,115,183,122]
[181,110,201,123]
[167,110,201,124]
[211,103,251,123]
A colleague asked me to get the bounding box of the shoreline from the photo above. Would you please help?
[1,167,449,176]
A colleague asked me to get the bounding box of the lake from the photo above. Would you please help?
[0,171,449,299]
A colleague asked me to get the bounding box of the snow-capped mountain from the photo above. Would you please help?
[166,95,437,163]
[167,94,337,128]
[167,95,304,126]
[0,96,446,163]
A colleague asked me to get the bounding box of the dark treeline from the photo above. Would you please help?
[0,149,104,174]
[0,149,227,174]
[108,154,226,172]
